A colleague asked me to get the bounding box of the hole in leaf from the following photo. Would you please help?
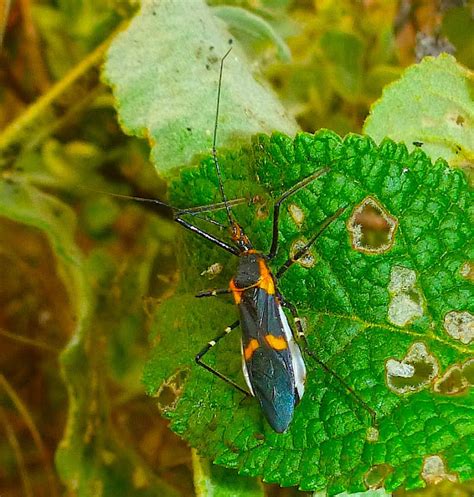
[385,342,439,394]
[289,238,316,268]
[155,369,189,413]
[387,266,424,326]
[252,195,268,220]
[200,262,223,280]
[364,463,393,489]
[421,455,457,485]
[443,310,473,344]
[459,261,474,281]
[433,364,469,396]
[348,196,398,254]
[288,203,304,227]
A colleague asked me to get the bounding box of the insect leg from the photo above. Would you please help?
[267,167,330,260]
[174,215,239,256]
[173,191,255,257]
[195,320,251,397]
[276,205,347,278]
[195,288,231,298]
[279,296,378,428]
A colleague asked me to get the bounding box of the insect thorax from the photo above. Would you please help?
[233,251,265,289]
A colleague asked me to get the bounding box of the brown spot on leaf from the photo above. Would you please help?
[421,455,457,485]
[155,369,189,413]
[385,342,439,394]
[433,364,469,396]
[364,463,393,489]
[459,261,474,282]
[289,238,316,268]
[288,203,305,227]
[388,266,424,326]
[443,311,473,345]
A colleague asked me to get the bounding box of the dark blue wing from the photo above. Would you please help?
[239,287,306,433]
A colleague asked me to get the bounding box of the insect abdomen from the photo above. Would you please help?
[239,286,306,432]
[242,344,297,433]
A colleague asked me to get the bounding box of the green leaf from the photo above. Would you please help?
[102,0,297,174]
[192,451,264,497]
[333,490,391,497]
[441,7,474,70]
[212,6,291,62]
[143,130,473,495]
[319,30,365,102]
[364,55,474,168]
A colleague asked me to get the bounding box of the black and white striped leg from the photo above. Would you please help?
[195,320,251,397]
[195,288,231,298]
[277,295,306,343]
[279,296,378,429]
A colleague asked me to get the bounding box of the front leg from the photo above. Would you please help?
[175,215,239,256]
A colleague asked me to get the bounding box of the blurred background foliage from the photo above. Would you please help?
[0,0,472,496]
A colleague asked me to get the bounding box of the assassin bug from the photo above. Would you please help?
[107,47,377,433]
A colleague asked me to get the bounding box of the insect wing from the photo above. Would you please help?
[277,304,306,400]
[240,287,306,432]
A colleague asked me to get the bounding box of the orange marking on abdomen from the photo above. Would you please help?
[265,334,288,350]
[229,279,242,304]
[244,339,260,360]
[257,258,275,295]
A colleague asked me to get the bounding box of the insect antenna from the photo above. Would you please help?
[211,46,234,228]
[80,188,243,230]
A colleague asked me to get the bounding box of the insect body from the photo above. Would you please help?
[104,46,377,433]
[178,45,377,432]
[230,247,306,432]
[191,190,349,432]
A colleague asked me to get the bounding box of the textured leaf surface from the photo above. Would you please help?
[103,0,297,173]
[143,130,473,495]
[364,55,474,168]
[192,452,264,497]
